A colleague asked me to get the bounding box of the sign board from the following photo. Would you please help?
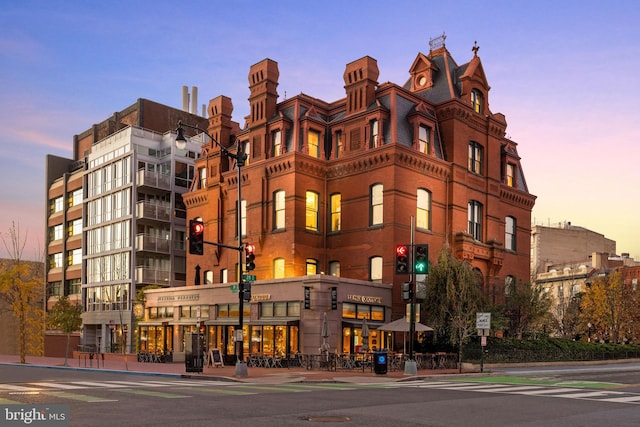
[476,312,491,330]
[243,274,256,282]
[230,284,239,293]
[208,348,223,367]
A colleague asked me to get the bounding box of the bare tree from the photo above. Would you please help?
[0,222,45,362]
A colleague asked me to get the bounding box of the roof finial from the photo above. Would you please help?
[429,32,446,51]
[472,40,480,56]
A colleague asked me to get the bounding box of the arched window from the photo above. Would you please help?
[306,258,318,275]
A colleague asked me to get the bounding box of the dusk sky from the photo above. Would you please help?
[1,1,639,261]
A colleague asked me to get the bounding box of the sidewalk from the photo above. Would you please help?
[0,354,477,384]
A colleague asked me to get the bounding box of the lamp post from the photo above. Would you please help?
[175,120,248,377]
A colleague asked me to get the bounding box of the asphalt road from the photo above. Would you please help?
[2,364,640,426]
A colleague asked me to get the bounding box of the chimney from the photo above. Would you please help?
[182,86,189,112]
[191,86,198,115]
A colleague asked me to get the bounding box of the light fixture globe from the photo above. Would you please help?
[175,122,187,150]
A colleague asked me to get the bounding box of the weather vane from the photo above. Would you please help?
[472,40,480,56]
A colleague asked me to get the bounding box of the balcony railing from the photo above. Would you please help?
[137,169,171,191]
[136,267,170,286]
[135,234,170,254]
[136,201,171,222]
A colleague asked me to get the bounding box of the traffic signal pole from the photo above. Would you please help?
[405,216,418,375]
[176,121,248,377]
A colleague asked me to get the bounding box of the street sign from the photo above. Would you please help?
[230,284,239,293]
[242,274,256,282]
[476,312,491,330]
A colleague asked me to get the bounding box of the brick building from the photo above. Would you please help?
[141,38,536,360]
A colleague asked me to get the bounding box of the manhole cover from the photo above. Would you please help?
[306,416,351,423]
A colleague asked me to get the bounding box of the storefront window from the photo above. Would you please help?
[342,303,356,319]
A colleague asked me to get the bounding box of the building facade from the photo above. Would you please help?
[45,99,208,354]
[531,222,617,276]
[141,39,536,360]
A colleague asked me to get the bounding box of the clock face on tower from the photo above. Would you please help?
[418,76,427,87]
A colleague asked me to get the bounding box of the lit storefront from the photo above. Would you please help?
[140,275,392,362]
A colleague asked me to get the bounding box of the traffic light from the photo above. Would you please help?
[189,220,204,255]
[242,282,252,302]
[402,282,413,301]
[245,243,256,271]
[331,287,337,310]
[395,244,409,274]
[414,244,429,274]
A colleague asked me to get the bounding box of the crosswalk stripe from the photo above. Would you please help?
[177,387,256,395]
[606,396,640,403]
[43,391,118,403]
[233,385,311,392]
[29,382,86,390]
[104,380,166,387]
[554,390,622,399]
[472,386,544,393]
[0,384,40,391]
[69,381,124,388]
[114,389,189,399]
[517,387,586,395]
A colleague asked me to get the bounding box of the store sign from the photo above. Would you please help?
[157,294,200,302]
[347,294,383,304]
[250,294,270,301]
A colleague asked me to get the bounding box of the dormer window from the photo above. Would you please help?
[418,125,430,154]
[471,89,483,114]
[506,163,515,187]
[370,120,379,148]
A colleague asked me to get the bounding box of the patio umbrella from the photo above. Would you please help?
[360,317,370,352]
[378,316,433,332]
[379,317,433,353]
[320,312,331,357]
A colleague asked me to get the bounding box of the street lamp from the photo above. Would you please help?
[175,120,249,377]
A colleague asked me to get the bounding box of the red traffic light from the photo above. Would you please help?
[245,243,256,271]
[395,245,408,257]
[189,219,205,255]
[191,221,204,235]
[395,244,409,274]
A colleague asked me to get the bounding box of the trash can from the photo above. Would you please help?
[373,351,388,375]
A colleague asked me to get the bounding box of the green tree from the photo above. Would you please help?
[504,280,552,339]
[47,295,82,366]
[580,271,637,344]
[425,245,485,371]
[0,222,44,363]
